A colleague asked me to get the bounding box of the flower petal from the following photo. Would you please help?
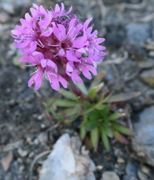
[53,24,66,41]
[28,68,43,90]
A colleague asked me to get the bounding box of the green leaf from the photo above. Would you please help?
[101,130,110,151]
[109,112,125,121]
[113,124,132,135]
[62,106,80,117]
[60,89,78,100]
[107,92,141,103]
[85,119,98,131]
[76,83,88,95]
[49,108,62,121]
[88,110,101,121]
[54,99,76,107]
[99,105,110,123]
[80,125,87,139]
[44,98,55,107]
[90,71,106,88]
[88,83,104,99]
[113,131,129,144]
[91,128,99,151]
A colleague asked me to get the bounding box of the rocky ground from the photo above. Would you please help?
[0,0,154,179]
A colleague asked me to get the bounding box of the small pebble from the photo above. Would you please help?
[101,171,120,180]
[137,152,145,157]
[18,148,28,157]
[40,123,46,129]
[34,138,39,145]
[138,170,149,180]
[26,137,32,145]
[96,165,103,171]
[28,152,34,158]
[141,165,150,175]
[38,114,44,120]
[123,175,138,180]
[17,158,23,163]
[0,12,9,23]
[117,157,125,164]
[149,51,154,57]
[114,148,124,157]
[19,165,24,172]
[38,132,48,145]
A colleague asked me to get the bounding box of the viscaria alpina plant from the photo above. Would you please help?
[45,73,131,151]
[11,3,106,91]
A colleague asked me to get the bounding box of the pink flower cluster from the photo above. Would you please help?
[11,3,106,91]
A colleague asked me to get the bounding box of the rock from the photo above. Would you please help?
[123,175,138,180]
[39,134,96,180]
[140,69,154,87]
[0,12,9,23]
[114,148,124,157]
[123,162,138,180]
[18,148,28,157]
[138,170,149,180]
[106,25,126,48]
[1,152,13,171]
[96,165,103,171]
[132,106,154,166]
[0,160,23,180]
[101,171,120,180]
[104,0,122,5]
[141,165,150,175]
[125,0,142,3]
[126,23,151,46]
[126,162,137,177]
[117,157,125,164]
[0,0,32,14]
[137,60,154,69]
[37,132,48,145]
[149,51,154,57]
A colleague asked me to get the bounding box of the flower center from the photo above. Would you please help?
[61,39,72,49]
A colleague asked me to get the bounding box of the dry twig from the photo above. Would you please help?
[29,150,51,180]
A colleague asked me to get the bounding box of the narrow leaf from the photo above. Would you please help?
[91,128,99,151]
[90,71,106,88]
[54,99,76,107]
[76,83,88,95]
[113,124,132,135]
[60,89,78,100]
[109,112,125,121]
[101,130,110,151]
[107,92,141,103]
[80,125,87,139]
[88,83,104,99]
[113,131,129,144]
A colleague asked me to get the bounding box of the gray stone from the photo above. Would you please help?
[126,162,138,177]
[104,0,122,5]
[138,170,149,180]
[40,134,96,180]
[132,106,154,166]
[141,165,150,175]
[18,148,28,157]
[0,0,32,13]
[126,23,151,46]
[123,162,138,180]
[140,69,154,87]
[123,175,138,180]
[0,12,9,23]
[101,171,120,180]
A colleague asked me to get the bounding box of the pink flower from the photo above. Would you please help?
[11,3,106,91]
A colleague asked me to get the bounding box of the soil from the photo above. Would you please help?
[0,0,154,179]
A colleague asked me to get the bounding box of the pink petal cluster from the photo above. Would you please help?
[11,3,106,91]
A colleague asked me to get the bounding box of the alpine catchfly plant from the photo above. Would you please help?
[11,3,106,91]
